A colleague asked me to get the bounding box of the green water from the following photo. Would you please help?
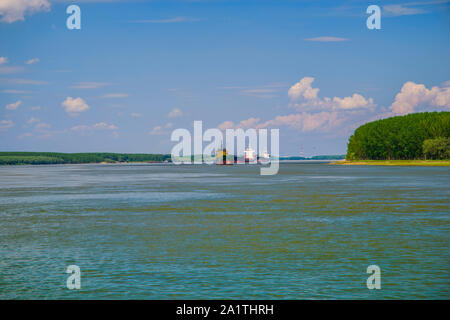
[0,163,449,299]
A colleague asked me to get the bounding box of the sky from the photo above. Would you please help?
[0,0,449,156]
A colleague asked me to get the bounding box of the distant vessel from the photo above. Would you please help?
[216,147,270,165]
[216,148,233,165]
[244,147,256,163]
[258,151,270,164]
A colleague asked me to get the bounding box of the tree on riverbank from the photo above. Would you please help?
[423,137,450,159]
[346,112,450,160]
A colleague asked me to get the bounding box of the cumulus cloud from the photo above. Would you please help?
[217,121,235,130]
[218,112,342,133]
[168,108,182,118]
[332,94,374,110]
[0,0,50,23]
[288,77,374,111]
[25,57,39,65]
[5,100,21,110]
[389,81,450,115]
[258,112,342,132]
[216,77,366,133]
[0,57,8,65]
[288,77,319,101]
[0,119,14,130]
[62,97,90,114]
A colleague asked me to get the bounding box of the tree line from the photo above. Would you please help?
[346,112,450,160]
[0,152,171,165]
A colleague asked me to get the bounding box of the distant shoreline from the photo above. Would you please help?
[331,160,450,166]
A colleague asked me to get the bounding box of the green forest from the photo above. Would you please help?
[346,111,450,160]
[0,152,171,165]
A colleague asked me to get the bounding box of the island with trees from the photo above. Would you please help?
[338,111,450,166]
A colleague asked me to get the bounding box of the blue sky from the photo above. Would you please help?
[0,0,449,156]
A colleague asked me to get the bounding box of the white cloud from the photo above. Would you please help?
[0,119,14,130]
[168,108,182,118]
[131,112,142,118]
[93,122,118,130]
[304,36,349,42]
[149,122,173,135]
[30,105,41,110]
[288,77,374,111]
[0,57,8,65]
[62,97,90,114]
[217,112,343,133]
[218,117,261,130]
[389,81,450,115]
[441,80,450,88]
[260,112,342,132]
[217,121,235,130]
[383,4,427,16]
[71,82,108,89]
[149,125,163,135]
[102,93,128,98]
[0,0,50,23]
[25,57,39,65]
[288,77,319,100]
[333,94,374,110]
[5,100,21,110]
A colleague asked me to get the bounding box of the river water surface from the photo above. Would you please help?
[0,163,449,299]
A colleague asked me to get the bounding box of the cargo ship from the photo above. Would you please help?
[216,147,270,165]
[215,148,233,165]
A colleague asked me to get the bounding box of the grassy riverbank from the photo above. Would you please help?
[332,160,450,166]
